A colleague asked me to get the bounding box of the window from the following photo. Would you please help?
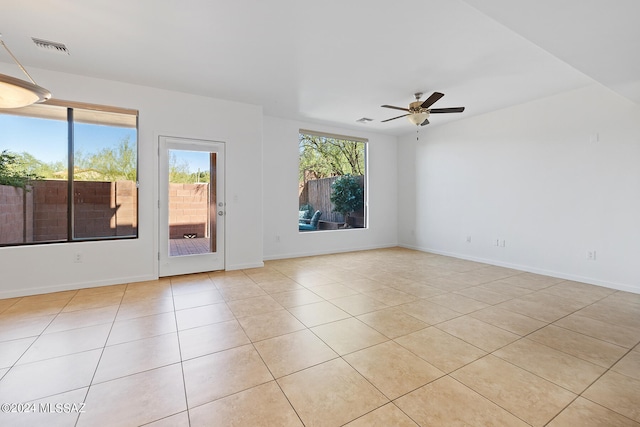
[298,129,367,231]
[0,100,138,246]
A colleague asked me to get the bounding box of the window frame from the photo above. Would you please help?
[298,129,368,232]
[0,99,139,247]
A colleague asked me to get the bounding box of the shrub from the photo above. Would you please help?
[330,174,363,227]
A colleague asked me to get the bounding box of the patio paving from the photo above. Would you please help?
[170,237,211,257]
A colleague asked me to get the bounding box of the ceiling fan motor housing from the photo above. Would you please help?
[409,100,428,114]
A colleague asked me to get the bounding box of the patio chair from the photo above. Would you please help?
[299,210,321,231]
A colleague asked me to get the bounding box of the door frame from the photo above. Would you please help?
[158,135,226,277]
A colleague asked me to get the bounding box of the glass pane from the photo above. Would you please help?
[0,104,68,245]
[168,149,214,257]
[73,110,138,238]
[298,133,366,231]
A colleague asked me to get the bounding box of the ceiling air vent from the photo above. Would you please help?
[32,37,69,55]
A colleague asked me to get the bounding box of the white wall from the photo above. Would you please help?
[262,116,398,260]
[0,65,263,298]
[5,67,637,297]
[398,84,640,293]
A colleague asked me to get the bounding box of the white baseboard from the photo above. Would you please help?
[227,261,265,271]
[263,243,398,261]
[0,273,158,299]
[398,244,639,294]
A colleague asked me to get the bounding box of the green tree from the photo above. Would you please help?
[299,134,365,183]
[24,154,65,179]
[4,151,64,180]
[330,174,364,228]
[0,150,42,189]
[75,137,137,181]
[168,153,210,184]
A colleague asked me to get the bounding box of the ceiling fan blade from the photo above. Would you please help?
[429,107,465,114]
[381,104,411,112]
[381,114,409,122]
[420,118,430,126]
[420,92,444,109]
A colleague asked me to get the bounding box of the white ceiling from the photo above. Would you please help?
[1,0,638,136]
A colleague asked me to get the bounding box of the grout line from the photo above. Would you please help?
[169,276,193,427]
[543,343,639,426]
[0,249,637,426]
[72,287,126,427]
[446,374,532,426]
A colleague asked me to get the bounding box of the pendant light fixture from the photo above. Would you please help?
[0,35,51,109]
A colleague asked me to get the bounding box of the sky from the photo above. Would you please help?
[1,114,210,173]
[0,115,68,162]
[169,150,211,174]
[0,114,134,161]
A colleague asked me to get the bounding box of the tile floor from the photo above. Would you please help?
[0,247,639,426]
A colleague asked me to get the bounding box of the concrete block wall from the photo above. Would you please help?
[33,181,67,241]
[169,183,209,239]
[113,181,138,236]
[1,180,209,244]
[0,185,29,244]
[0,180,138,244]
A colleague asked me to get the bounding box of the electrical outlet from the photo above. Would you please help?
[587,250,596,261]
[493,238,506,247]
[74,252,83,263]
[466,235,472,243]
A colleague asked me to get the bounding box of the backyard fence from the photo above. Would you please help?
[299,175,364,224]
[0,180,137,244]
[0,180,210,245]
[168,183,209,239]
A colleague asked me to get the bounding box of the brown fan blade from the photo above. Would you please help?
[420,92,444,109]
[429,107,465,114]
[381,113,409,122]
[420,118,430,126]
[381,104,411,112]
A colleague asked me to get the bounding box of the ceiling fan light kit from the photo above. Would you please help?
[381,91,464,127]
[407,111,429,126]
[0,34,52,109]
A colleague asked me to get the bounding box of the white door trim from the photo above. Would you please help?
[158,135,225,277]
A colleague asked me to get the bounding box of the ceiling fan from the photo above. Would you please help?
[381,92,465,126]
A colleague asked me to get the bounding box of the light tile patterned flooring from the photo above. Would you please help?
[0,247,639,426]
